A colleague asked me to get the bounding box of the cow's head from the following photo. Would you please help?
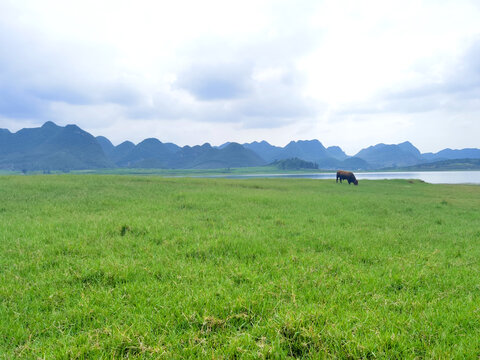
[354,180,358,185]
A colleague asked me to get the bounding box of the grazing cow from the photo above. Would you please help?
[336,170,358,185]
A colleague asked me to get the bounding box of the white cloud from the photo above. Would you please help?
[1,0,480,153]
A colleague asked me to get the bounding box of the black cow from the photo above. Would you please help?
[336,170,358,185]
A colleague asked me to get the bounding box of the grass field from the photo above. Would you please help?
[0,175,479,358]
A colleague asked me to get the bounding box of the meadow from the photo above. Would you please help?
[0,175,479,358]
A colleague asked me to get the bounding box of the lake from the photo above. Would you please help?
[212,171,480,184]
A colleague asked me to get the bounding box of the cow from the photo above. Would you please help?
[336,170,358,185]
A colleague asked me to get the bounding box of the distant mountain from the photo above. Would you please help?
[96,136,115,157]
[243,141,283,162]
[2,122,479,171]
[339,157,372,171]
[316,157,342,169]
[400,158,480,171]
[217,142,232,149]
[281,140,329,163]
[172,143,216,168]
[423,148,480,162]
[206,143,264,169]
[355,142,423,168]
[115,138,176,168]
[110,141,135,163]
[163,142,181,154]
[0,122,266,171]
[421,153,438,162]
[0,121,112,171]
[326,146,348,160]
[95,138,265,169]
[244,138,480,170]
[0,129,12,155]
[244,139,344,167]
[171,142,265,169]
[354,141,480,169]
[398,141,422,157]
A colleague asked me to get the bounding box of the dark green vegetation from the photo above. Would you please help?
[3,122,480,172]
[271,157,318,170]
[1,175,480,358]
[399,158,480,171]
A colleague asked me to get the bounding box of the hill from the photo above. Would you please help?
[244,139,344,168]
[109,141,136,163]
[2,122,480,171]
[94,136,263,169]
[280,140,329,162]
[170,142,265,169]
[399,158,480,171]
[339,156,372,171]
[0,122,112,171]
[242,140,283,162]
[326,146,348,160]
[355,141,423,168]
[0,122,266,171]
[423,148,480,162]
[115,138,176,168]
[95,136,115,158]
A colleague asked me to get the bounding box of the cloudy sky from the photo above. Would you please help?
[1,0,479,154]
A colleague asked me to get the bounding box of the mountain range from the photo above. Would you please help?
[0,121,479,172]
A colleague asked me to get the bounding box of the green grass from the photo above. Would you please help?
[0,175,479,358]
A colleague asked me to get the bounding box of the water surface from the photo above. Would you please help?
[210,171,480,184]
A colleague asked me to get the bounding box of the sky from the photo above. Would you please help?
[1,0,479,155]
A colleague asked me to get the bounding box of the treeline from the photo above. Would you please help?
[271,157,318,170]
